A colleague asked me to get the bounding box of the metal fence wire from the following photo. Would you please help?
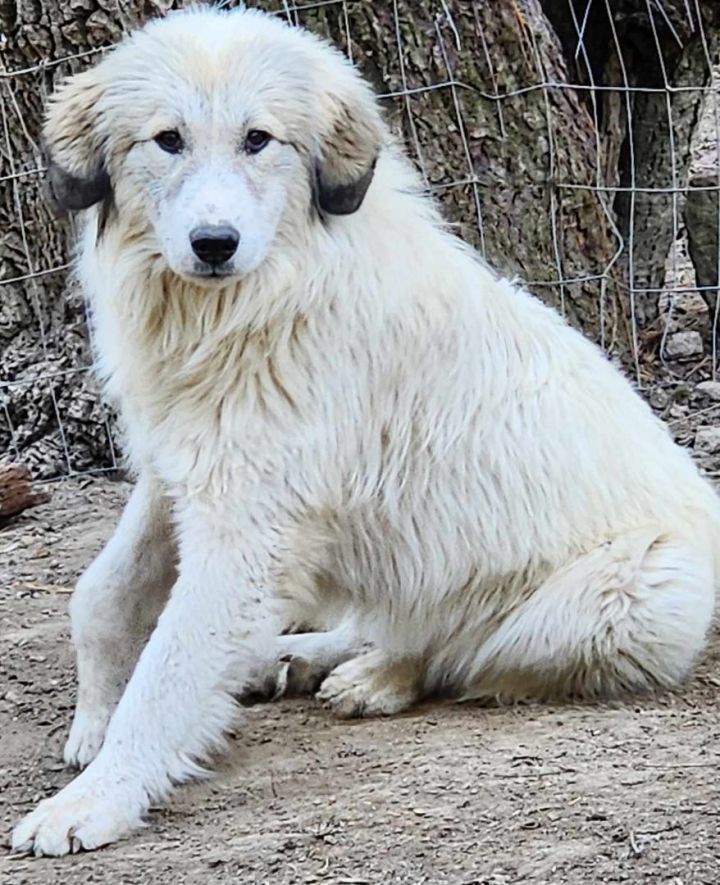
[1,0,719,480]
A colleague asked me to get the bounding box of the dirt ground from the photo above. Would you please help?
[0,479,717,885]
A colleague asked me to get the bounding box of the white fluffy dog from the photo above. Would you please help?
[12,5,720,856]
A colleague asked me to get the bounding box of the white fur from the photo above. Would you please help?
[12,6,720,856]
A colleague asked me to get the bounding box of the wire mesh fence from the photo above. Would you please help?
[1,0,719,480]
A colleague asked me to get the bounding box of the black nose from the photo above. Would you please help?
[189,224,240,266]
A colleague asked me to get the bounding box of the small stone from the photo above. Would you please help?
[694,426,720,455]
[695,380,720,402]
[649,388,670,410]
[664,331,704,361]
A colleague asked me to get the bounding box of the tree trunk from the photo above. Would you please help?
[0,0,174,478]
[543,0,720,339]
[1,0,716,476]
[685,173,720,324]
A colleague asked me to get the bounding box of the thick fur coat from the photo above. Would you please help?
[12,6,720,856]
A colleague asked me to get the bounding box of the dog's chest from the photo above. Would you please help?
[92,294,320,493]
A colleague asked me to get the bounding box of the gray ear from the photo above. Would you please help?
[42,66,111,214]
[314,93,383,216]
[315,157,377,215]
[43,145,111,213]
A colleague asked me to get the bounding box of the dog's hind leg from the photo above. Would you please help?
[64,473,176,769]
[243,620,370,701]
[317,649,424,718]
[460,526,716,701]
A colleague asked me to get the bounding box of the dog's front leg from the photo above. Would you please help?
[11,498,282,856]
[65,472,177,769]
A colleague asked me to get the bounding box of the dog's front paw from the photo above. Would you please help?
[63,707,112,769]
[11,770,146,856]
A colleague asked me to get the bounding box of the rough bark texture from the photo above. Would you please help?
[685,172,720,321]
[0,0,174,477]
[0,0,717,476]
[543,0,720,334]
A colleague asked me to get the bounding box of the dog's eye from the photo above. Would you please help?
[154,130,184,154]
[245,130,272,154]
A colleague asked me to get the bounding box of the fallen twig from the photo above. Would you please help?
[13,581,74,594]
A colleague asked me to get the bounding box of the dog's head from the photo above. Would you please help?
[42,8,384,282]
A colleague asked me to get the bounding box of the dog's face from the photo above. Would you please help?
[121,82,304,281]
[42,8,383,283]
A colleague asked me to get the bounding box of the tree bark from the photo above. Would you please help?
[543,0,720,336]
[0,0,174,477]
[685,173,720,324]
